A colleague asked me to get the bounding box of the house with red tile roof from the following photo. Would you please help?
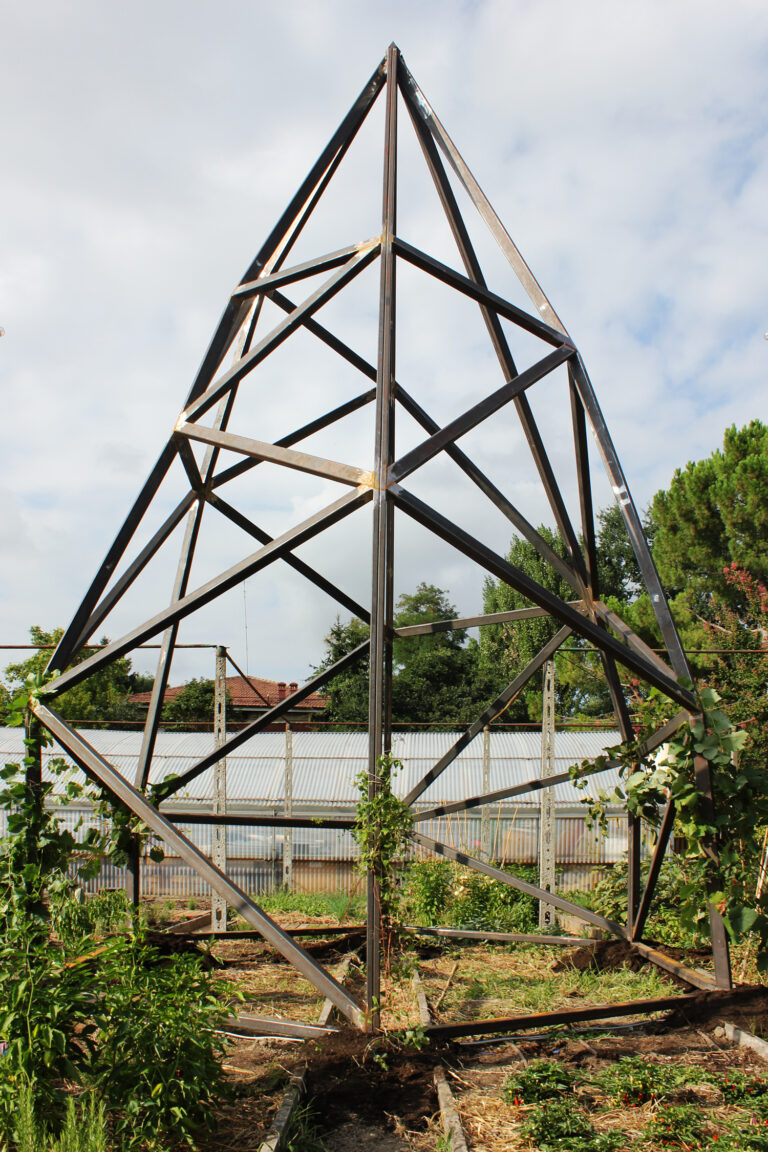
[130,675,327,728]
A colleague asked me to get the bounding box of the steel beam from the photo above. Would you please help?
[403,626,572,805]
[232,239,379,301]
[48,487,371,697]
[411,830,627,938]
[425,994,697,1040]
[33,703,365,1027]
[391,484,696,710]
[365,43,399,1028]
[389,346,573,485]
[413,711,687,822]
[395,603,584,637]
[632,796,676,942]
[178,422,372,487]
[181,244,380,425]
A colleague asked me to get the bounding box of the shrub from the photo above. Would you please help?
[88,937,232,1148]
[586,855,709,949]
[406,858,454,924]
[504,1059,575,1104]
[595,1055,692,1105]
[644,1103,706,1147]
[405,859,542,933]
[520,1099,620,1151]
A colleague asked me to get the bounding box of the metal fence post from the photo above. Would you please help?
[212,644,228,931]
[283,722,293,890]
[539,660,556,929]
[481,725,491,862]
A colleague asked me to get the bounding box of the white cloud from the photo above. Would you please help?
[1,0,766,686]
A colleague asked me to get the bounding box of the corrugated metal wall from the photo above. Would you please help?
[0,726,648,899]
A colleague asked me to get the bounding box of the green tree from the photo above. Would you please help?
[161,678,230,730]
[650,419,768,614]
[391,583,491,725]
[314,616,370,726]
[315,584,493,727]
[480,527,607,719]
[1,626,150,726]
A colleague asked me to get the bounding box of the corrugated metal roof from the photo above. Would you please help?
[0,726,626,808]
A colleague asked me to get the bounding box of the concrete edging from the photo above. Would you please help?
[723,1021,768,1062]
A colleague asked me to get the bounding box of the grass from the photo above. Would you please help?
[418,944,681,1023]
[238,888,366,924]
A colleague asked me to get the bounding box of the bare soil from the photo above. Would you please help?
[198,927,768,1151]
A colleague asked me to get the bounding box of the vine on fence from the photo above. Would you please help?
[568,683,768,965]
[353,753,413,966]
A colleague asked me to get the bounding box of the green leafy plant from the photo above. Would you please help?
[353,753,413,964]
[520,1099,620,1151]
[569,685,768,967]
[405,858,454,924]
[719,1069,768,1102]
[87,938,232,1148]
[644,1103,706,1147]
[504,1059,575,1104]
[595,1055,694,1106]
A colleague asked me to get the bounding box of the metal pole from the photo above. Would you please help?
[283,723,293,890]
[538,660,556,929]
[212,645,228,932]
[481,726,491,862]
[366,43,398,1029]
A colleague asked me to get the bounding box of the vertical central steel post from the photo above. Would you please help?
[366,43,398,1029]
[212,644,228,932]
[538,660,556,929]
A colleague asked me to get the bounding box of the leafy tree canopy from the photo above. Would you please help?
[650,419,768,615]
[1,626,151,726]
[316,583,494,728]
[161,678,230,730]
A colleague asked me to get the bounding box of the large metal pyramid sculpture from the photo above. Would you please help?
[32,45,731,1034]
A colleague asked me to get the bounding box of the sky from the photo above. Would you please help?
[1,0,767,689]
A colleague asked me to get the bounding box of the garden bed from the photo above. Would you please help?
[196,921,768,1151]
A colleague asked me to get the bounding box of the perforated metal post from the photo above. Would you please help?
[212,645,228,932]
[283,723,293,889]
[538,660,556,929]
[481,725,491,861]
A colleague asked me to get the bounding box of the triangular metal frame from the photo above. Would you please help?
[31,45,731,1037]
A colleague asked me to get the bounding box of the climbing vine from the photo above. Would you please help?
[353,754,413,963]
[569,683,768,966]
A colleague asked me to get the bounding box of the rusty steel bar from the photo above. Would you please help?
[33,703,365,1027]
[632,796,676,941]
[47,487,372,697]
[425,994,698,1039]
[411,830,627,938]
[365,43,399,1028]
[178,422,372,487]
[232,238,379,301]
[403,626,572,805]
